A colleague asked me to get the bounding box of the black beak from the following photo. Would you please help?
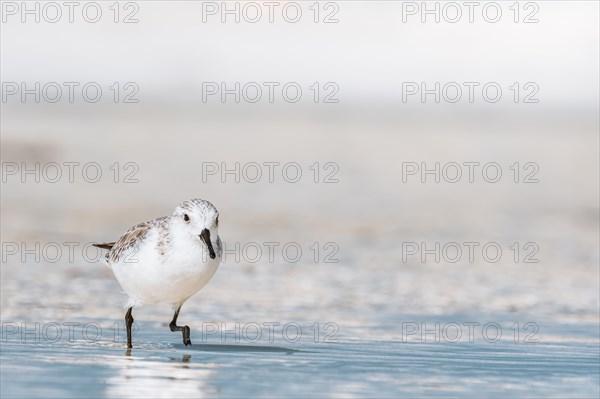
[200,229,216,259]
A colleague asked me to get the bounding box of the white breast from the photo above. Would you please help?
[110,227,221,308]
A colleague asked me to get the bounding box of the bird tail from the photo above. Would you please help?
[93,242,115,250]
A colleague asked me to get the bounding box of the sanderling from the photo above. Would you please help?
[94,198,222,349]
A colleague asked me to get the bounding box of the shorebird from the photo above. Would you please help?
[94,199,222,349]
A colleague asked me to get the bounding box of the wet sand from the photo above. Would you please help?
[1,107,599,397]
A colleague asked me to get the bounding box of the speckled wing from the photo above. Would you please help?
[94,220,154,264]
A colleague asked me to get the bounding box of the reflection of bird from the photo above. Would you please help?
[94,199,222,349]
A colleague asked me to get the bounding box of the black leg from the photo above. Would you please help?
[169,306,191,346]
[125,307,134,349]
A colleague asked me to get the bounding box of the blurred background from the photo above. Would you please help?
[1,1,599,397]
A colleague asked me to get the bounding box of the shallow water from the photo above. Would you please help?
[1,318,598,398]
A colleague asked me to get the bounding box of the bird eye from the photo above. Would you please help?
[216,216,219,227]
[184,214,190,222]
